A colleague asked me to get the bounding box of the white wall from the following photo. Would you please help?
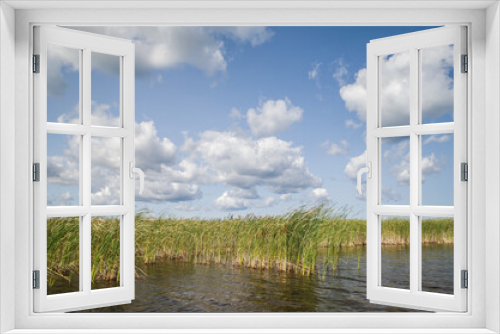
[486,2,500,333]
[0,2,16,333]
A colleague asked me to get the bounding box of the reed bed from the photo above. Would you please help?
[46,206,454,286]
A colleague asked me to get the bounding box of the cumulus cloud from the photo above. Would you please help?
[49,26,274,96]
[185,130,322,194]
[339,45,454,126]
[48,98,321,209]
[322,140,349,156]
[310,188,331,204]
[344,150,367,181]
[214,188,256,211]
[246,99,303,137]
[339,68,367,122]
[135,121,177,169]
[384,139,443,187]
[47,102,202,205]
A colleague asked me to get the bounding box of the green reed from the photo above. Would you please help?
[46,206,454,286]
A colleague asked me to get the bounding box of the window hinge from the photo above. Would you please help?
[33,54,40,73]
[33,270,40,289]
[461,162,468,181]
[33,163,40,182]
[461,54,468,73]
[461,270,468,289]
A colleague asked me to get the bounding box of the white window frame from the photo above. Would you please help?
[0,1,499,333]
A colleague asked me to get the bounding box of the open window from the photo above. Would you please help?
[33,26,140,312]
[360,26,467,312]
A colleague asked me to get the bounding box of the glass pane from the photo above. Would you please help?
[421,44,454,124]
[381,215,410,290]
[380,51,410,127]
[47,44,80,124]
[381,137,410,205]
[91,137,121,205]
[91,52,121,127]
[91,216,121,290]
[47,216,80,295]
[421,216,454,294]
[47,134,80,206]
[421,134,454,206]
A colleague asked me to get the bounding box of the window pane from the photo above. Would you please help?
[91,137,121,205]
[91,52,121,127]
[381,137,410,205]
[47,44,80,124]
[421,45,454,124]
[47,134,80,206]
[421,134,453,206]
[47,216,80,295]
[421,217,454,294]
[381,215,410,290]
[380,51,410,127]
[91,216,121,290]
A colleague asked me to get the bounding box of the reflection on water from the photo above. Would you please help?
[63,245,451,312]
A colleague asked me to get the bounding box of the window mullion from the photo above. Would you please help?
[409,47,419,294]
[82,47,92,294]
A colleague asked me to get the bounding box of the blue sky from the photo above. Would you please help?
[46,26,454,218]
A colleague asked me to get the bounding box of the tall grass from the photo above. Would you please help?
[46,206,454,286]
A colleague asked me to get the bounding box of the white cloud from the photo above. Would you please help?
[229,107,244,120]
[135,121,177,169]
[47,155,79,186]
[207,27,274,46]
[421,153,442,180]
[339,45,454,126]
[49,103,200,204]
[310,188,331,203]
[49,99,321,208]
[424,134,450,145]
[49,26,274,96]
[308,62,322,80]
[215,188,277,211]
[344,150,367,181]
[262,197,276,207]
[333,59,348,86]
[215,190,249,211]
[280,193,292,201]
[389,154,442,187]
[382,186,401,202]
[322,140,349,156]
[47,45,79,97]
[339,68,367,122]
[186,130,322,194]
[60,192,73,202]
[246,98,303,137]
[345,119,363,130]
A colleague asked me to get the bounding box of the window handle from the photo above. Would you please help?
[357,161,372,195]
[129,161,145,195]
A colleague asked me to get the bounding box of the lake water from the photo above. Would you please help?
[64,244,454,312]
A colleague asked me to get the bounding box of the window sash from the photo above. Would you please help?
[366,26,468,312]
[33,25,136,313]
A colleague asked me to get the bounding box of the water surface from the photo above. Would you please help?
[63,244,453,312]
